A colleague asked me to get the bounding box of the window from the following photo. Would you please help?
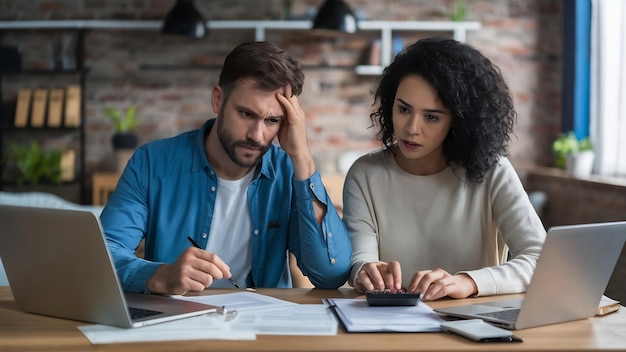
[564,0,626,178]
[589,0,626,177]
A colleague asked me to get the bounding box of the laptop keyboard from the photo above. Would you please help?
[128,306,162,319]
[477,308,520,322]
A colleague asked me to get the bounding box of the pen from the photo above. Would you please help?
[186,236,240,288]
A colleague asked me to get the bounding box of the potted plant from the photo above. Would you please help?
[5,141,62,185]
[103,105,139,172]
[552,131,594,177]
[103,105,139,150]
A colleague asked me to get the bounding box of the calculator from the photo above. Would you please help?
[365,290,421,306]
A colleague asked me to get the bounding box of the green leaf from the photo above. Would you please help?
[6,141,62,185]
[579,137,593,151]
[103,105,138,133]
[551,131,593,169]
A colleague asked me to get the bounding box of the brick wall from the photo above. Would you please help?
[0,0,564,182]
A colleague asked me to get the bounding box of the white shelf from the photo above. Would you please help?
[0,20,163,30]
[0,19,481,75]
[355,65,385,76]
[355,20,482,75]
[0,20,312,41]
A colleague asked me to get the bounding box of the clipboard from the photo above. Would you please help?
[324,298,444,332]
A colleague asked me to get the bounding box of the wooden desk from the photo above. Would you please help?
[1,287,625,351]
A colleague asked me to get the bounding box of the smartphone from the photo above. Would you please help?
[440,319,523,343]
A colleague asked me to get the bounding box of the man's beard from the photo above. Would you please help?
[216,112,269,168]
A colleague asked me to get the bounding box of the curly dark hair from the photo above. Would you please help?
[370,37,516,184]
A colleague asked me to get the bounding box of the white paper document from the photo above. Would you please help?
[175,291,297,313]
[231,304,338,336]
[325,298,445,332]
[78,314,256,344]
[179,292,337,336]
[79,292,337,344]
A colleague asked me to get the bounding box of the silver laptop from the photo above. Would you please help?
[0,204,217,328]
[435,221,626,330]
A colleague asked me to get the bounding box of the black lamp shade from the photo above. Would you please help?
[312,0,358,33]
[162,0,206,39]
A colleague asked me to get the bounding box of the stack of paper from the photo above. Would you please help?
[325,298,445,332]
[79,291,338,345]
[78,314,256,344]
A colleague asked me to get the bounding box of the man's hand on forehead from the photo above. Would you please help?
[282,84,294,97]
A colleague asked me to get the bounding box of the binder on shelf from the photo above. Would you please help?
[47,88,65,128]
[64,84,81,127]
[14,89,32,127]
[60,149,76,182]
[30,89,48,127]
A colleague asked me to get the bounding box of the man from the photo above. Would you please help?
[101,41,351,295]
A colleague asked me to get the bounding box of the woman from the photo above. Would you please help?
[344,37,546,301]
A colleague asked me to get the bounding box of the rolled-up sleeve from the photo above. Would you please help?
[291,171,352,288]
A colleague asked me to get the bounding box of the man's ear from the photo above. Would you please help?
[211,86,223,114]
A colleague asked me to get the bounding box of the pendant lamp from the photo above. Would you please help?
[312,0,358,33]
[162,0,206,39]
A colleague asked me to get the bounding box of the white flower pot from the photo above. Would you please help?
[566,150,594,178]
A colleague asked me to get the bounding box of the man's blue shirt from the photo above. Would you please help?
[101,119,351,293]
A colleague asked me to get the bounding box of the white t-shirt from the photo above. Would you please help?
[206,170,254,288]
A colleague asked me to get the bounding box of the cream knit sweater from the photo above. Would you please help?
[343,150,546,296]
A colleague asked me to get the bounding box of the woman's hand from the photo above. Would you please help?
[355,260,403,292]
[407,268,478,301]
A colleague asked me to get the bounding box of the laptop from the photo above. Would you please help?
[0,204,218,328]
[435,221,626,330]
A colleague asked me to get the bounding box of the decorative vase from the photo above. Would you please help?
[566,150,594,178]
[112,133,138,150]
